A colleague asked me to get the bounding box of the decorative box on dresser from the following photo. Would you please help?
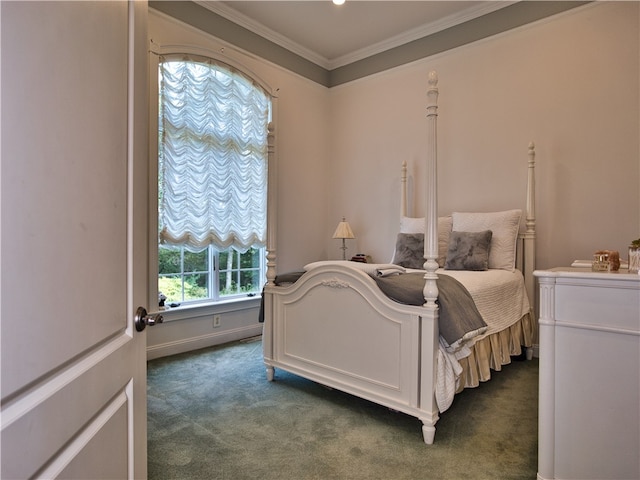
[534,267,640,480]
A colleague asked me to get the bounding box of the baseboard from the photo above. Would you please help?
[146,324,263,360]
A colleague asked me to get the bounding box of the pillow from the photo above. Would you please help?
[451,210,522,271]
[399,216,452,267]
[444,230,492,271]
[392,233,425,269]
[399,216,424,234]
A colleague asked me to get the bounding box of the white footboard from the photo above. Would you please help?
[262,264,440,444]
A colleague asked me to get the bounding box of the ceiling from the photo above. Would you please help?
[198,1,514,69]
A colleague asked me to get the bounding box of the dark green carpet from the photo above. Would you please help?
[148,337,538,480]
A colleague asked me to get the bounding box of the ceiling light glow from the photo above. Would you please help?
[333,0,345,5]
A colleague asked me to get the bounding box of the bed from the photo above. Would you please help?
[261,71,536,444]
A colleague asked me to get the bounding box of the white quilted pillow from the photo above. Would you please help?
[451,210,522,271]
[399,216,452,267]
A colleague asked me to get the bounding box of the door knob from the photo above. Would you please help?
[134,306,163,332]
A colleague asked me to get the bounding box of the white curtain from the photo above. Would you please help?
[158,55,270,252]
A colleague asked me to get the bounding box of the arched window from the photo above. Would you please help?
[156,54,272,304]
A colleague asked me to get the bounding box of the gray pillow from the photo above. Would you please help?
[393,233,425,269]
[444,230,492,271]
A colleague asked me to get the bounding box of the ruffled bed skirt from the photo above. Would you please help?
[456,311,535,391]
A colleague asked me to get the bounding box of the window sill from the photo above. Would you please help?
[150,295,262,323]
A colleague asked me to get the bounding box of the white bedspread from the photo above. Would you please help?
[385,266,531,413]
[431,268,530,337]
[419,268,530,411]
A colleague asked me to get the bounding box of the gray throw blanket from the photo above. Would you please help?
[373,273,487,347]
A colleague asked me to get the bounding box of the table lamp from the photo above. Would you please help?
[333,217,355,260]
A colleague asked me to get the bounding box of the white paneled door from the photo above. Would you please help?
[1,1,149,478]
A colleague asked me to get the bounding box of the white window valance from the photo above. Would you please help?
[158,55,271,252]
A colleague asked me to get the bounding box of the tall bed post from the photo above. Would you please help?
[400,160,408,217]
[522,142,538,350]
[418,71,441,445]
[263,121,277,381]
[423,71,439,306]
[523,142,536,316]
[266,121,277,286]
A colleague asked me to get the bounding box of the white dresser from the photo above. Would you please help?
[534,268,640,480]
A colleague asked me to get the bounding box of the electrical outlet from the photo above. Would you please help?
[213,315,221,328]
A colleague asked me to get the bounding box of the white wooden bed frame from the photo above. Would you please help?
[261,72,536,444]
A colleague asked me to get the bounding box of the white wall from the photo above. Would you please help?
[328,2,639,270]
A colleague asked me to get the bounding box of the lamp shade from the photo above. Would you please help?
[332,217,355,239]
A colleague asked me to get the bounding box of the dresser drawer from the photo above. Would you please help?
[554,281,640,332]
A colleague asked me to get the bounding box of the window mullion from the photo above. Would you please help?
[180,246,186,302]
[210,247,218,301]
[235,250,240,296]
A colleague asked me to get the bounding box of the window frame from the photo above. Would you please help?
[148,45,277,319]
[158,244,265,305]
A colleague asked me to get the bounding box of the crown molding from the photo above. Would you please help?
[196,0,332,69]
[196,1,516,71]
[329,1,516,70]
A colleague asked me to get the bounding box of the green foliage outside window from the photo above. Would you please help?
[158,245,262,303]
